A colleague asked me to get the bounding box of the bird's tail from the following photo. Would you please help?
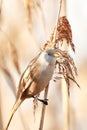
[4,98,23,130]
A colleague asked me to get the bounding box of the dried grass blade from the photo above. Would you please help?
[23,0,34,31]
[0,46,16,95]
[8,41,21,74]
[0,65,16,96]
[67,76,80,88]
[23,0,41,49]
[0,28,21,74]
[0,88,3,130]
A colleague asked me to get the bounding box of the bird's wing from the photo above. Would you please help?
[17,52,41,97]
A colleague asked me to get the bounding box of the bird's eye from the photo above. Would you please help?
[47,52,52,56]
[47,53,50,56]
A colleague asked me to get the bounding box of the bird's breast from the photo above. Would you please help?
[23,61,55,97]
[28,65,54,95]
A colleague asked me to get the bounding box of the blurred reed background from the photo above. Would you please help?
[0,0,87,130]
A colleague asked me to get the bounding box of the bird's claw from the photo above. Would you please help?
[32,96,48,105]
[38,98,48,105]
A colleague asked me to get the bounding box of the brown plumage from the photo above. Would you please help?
[4,49,59,130]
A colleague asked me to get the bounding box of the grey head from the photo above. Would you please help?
[43,49,57,64]
[46,49,56,56]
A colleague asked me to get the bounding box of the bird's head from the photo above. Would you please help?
[39,49,59,65]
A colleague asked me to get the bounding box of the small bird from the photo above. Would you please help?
[4,49,59,130]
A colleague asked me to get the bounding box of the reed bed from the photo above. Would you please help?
[0,0,81,130]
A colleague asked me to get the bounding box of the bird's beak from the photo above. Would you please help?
[53,52,59,58]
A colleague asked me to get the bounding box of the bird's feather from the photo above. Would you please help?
[17,52,41,98]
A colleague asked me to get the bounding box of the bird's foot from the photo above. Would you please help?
[32,96,48,105]
[38,98,48,105]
